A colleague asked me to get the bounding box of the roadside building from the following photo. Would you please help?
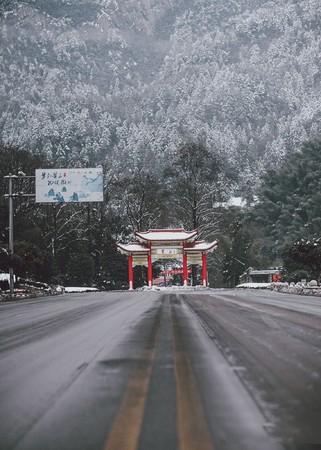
[239,267,281,284]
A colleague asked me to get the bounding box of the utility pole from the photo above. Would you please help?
[4,174,35,299]
[8,175,14,299]
[4,174,16,299]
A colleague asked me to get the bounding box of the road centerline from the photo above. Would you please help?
[172,299,214,450]
[103,306,161,450]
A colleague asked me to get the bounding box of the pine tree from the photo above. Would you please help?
[282,238,321,282]
[254,140,321,248]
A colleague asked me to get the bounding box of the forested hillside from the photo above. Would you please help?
[1,0,321,287]
[1,0,321,193]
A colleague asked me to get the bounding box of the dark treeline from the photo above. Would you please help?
[1,139,321,288]
[0,142,235,288]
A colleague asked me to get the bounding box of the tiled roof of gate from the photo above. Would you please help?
[184,241,218,253]
[117,243,149,254]
[135,229,198,242]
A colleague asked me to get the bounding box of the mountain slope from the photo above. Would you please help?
[0,0,320,193]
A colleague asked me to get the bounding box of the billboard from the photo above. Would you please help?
[35,168,103,203]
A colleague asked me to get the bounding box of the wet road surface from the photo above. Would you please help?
[0,289,321,450]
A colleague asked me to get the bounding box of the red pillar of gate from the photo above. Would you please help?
[202,252,207,287]
[183,251,188,286]
[148,252,153,288]
[128,254,134,290]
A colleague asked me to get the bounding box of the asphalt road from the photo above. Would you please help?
[0,289,321,450]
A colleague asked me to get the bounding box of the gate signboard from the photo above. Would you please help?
[35,168,103,203]
[152,247,183,260]
[133,255,148,267]
[187,254,202,265]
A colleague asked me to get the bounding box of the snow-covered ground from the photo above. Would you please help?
[64,287,99,293]
[0,273,16,282]
[140,285,210,291]
[236,283,271,289]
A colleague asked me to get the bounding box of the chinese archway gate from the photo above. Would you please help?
[117,229,218,290]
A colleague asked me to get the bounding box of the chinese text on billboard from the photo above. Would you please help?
[35,168,103,203]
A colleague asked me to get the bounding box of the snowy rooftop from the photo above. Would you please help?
[117,243,149,254]
[185,241,218,252]
[117,239,218,254]
[135,229,198,242]
[249,269,280,275]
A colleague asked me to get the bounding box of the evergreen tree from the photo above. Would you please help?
[166,141,231,236]
[282,238,321,282]
[254,140,321,248]
[221,218,251,287]
[66,252,95,286]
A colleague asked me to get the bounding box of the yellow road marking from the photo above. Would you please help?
[104,315,159,450]
[172,308,214,450]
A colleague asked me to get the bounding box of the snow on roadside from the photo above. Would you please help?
[272,282,321,297]
[236,283,271,289]
[140,285,212,291]
[236,281,321,297]
[64,287,99,293]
